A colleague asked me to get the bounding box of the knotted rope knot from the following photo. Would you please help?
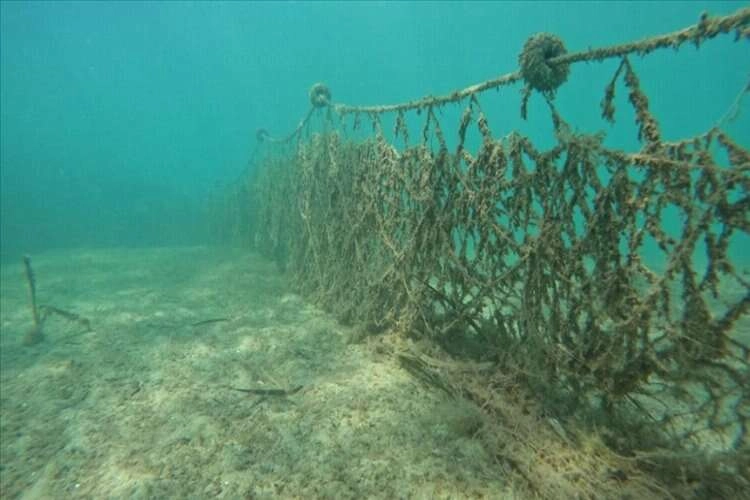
[519,33,570,93]
[309,82,332,108]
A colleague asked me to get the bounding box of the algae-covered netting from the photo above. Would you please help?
[215,9,750,492]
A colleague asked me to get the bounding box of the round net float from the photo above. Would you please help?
[309,82,332,108]
[518,33,570,93]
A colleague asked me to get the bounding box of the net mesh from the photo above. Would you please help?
[213,8,750,495]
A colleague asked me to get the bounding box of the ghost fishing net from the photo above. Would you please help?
[214,8,750,497]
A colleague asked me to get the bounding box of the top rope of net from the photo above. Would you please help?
[257,7,749,144]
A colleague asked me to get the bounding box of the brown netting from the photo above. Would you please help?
[213,8,750,497]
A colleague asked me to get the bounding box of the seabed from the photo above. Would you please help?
[0,247,512,499]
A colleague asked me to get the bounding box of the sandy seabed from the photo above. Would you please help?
[0,247,512,499]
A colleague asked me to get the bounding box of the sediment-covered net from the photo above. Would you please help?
[214,9,750,495]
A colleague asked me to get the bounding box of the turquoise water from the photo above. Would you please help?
[1,1,747,260]
[1,3,749,498]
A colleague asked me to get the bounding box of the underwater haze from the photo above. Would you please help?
[1,2,749,499]
[1,1,748,260]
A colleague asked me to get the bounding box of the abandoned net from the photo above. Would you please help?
[214,7,750,482]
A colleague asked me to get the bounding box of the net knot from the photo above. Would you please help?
[309,83,332,108]
[519,33,570,93]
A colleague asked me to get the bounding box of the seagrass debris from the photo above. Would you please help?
[21,255,92,346]
[22,255,43,345]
